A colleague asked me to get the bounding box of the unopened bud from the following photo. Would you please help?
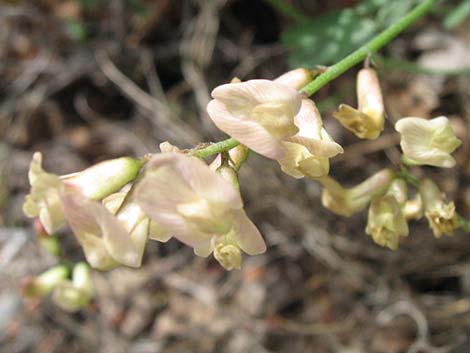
[274,68,315,90]
[21,265,69,298]
[420,179,458,237]
[61,157,144,200]
[333,68,384,139]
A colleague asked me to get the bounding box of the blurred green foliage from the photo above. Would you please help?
[282,0,420,67]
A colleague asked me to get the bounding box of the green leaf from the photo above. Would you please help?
[282,9,378,67]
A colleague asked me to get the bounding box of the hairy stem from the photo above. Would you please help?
[190,138,240,158]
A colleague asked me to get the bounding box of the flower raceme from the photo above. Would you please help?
[395,116,461,168]
[333,68,385,140]
[206,79,302,160]
[134,152,266,270]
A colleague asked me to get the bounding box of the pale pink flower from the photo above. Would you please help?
[60,185,149,270]
[207,79,302,159]
[134,153,266,262]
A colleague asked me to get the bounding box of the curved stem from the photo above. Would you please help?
[300,0,436,96]
[191,0,436,158]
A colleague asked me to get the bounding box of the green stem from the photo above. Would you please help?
[300,0,436,96]
[190,138,240,158]
[191,0,436,158]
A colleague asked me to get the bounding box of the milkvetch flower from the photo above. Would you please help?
[23,152,143,234]
[366,179,409,250]
[419,178,458,237]
[206,79,302,159]
[278,99,343,178]
[60,184,150,270]
[134,153,266,268]
[395,116,461,168]
[318,169,395,217]
[333,68,384,139]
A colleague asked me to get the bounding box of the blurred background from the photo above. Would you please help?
[0,0,469,352]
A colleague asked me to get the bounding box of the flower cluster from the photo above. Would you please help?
[22,64,466,302]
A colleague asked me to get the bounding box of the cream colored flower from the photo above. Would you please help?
[23,152,143,234]
[278,99,343,178]
[318,169,395,217]
[395,116,461,168]
[206,79,302,159]
[366,179,409,250]
[420,179,458,237]
[134,153,266,268]
[333,68,384,139]
[60,185,150,270]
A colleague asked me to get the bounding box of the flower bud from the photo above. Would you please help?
[419,179,458,237]
[318,169,395,217]
[21,265,69,298]
[333,68,384,139]
[366,180,409,250]
[395,116,461,168]
[61,156,144,200]
[51,262,94,312]
[274,68,316,90]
